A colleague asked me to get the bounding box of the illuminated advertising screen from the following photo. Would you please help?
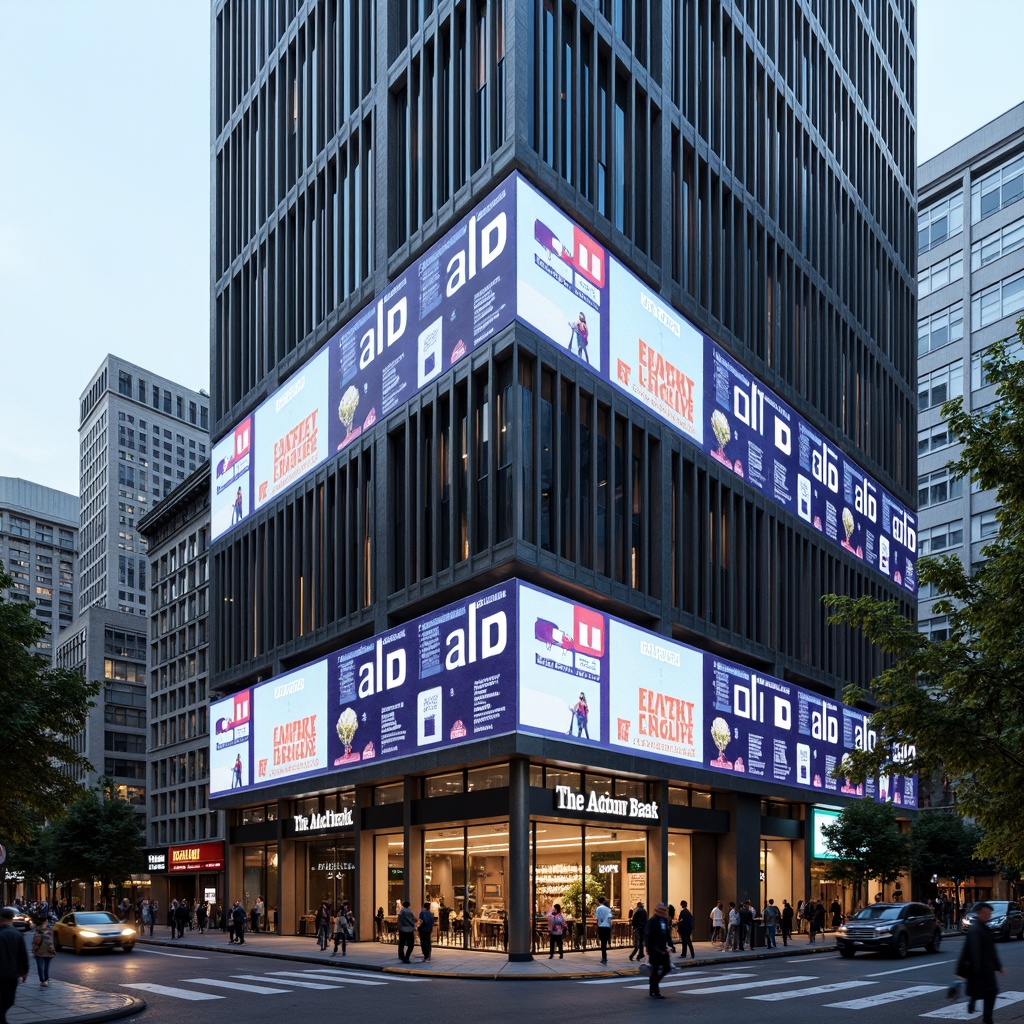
[213,580,916,807]
[212,172,917,594]
[810,807,842,859]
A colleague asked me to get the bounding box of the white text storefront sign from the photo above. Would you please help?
[553,785,660,822]
[290,807,353,834]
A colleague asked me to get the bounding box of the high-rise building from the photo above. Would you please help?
[210,2,917,955]
[916,102,1024,647]
[55,356,209,799]
[0,477,78,657]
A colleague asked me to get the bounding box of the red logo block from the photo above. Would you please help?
[573,606,605,658]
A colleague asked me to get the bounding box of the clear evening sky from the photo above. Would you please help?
[1,0,1021,497]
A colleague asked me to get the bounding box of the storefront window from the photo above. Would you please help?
[467,764,508,790]
[307,839,354,915]
[586,774,613,795]
[666,832,691,916]
[373,783,404,805]
[529,764,544,787]
[544,767,581,790]
[375,833,405,918]
[425,772,464,797]
[242,846,279,932]
[691,790,713,808]
[614,779,646,802]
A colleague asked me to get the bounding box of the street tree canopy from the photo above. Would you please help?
[820,799,910,907]
[0,562,100,843]
[909,812,986,903]
[825,324,1024,870]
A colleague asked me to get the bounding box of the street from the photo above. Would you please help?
[24,932,1024,1024]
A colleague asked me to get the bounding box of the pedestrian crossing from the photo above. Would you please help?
[578,967,1024,1017]
[122,967,425,1001]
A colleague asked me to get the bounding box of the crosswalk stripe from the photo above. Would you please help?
[289,968,425,982]
[232,974,343,990]
[182,978,292,994]
[622,972,759,990]
[581,971,712,985]
[920,992,1024,1018]
[269,970,388,986]
[680,975,819,995]
[826,984,947,1009]
[749,981,877,1001]
[121,983,221,1000]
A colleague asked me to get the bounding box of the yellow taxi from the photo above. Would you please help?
[53,911,137,954]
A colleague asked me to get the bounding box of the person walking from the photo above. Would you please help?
[739,901,754,950]
[781,899,793,946]
[397,901,418,963]
[830,898,843,931]
[956,902,1006,1024]
[676,900,696,959]
[174,899,190,939]
[628,901,648,961]
[594,896,613,964]
[141,899,153,938]
[230,900,248,945]
[332,903,353,956]
[314,897,333,951]
[196,901,208,935]
[546,903,567,959]
[644,903,676,999]
[251,896,263,936]
[762,899,780,948]
[31,917,55,987]
[710,900,725,949]
[0,907,29,1024]
[417,902,435,961]
[812,899,826,943]
[726,902,741,950]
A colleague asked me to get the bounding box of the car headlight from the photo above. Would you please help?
[79,930,99,938]
[990,917,1005,926]
[873,926,893,936]
[837,926,848,935]
[121,929,135,937]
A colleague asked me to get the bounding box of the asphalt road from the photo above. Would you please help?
[42,932,1024,1024]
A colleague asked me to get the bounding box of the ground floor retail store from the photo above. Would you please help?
[220,760,814,960]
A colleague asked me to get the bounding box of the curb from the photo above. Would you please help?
[37,994,146,1024]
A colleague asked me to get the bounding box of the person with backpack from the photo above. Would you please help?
[546,903,567,959]
[31,917,56,987]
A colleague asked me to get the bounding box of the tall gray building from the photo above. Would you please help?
[55,356,209,805]
[916,102,1024,644]
[0,477,78,657]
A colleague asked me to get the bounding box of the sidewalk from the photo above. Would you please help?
[7,979,144,1024]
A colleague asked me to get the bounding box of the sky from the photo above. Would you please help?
[1,0,1023,498]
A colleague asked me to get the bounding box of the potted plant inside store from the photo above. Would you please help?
[562,875,607,923]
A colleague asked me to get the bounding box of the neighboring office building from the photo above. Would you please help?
[209,3,918,955]
[0,477,77,657]
[915,102,1024,905]
[138,462,226,911]
[55,356,209,803]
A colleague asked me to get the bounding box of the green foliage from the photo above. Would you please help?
[0,561,100,843]
[825,323,1024,872]
[820,799,911,905]
[46,781,145,891]
[561,874,607,917]
[909,812,986,896]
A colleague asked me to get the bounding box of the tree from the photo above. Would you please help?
[46,782,145,905]
[820,799,911,908]
[562,874,607,918]
[0,562,100,843]
[824,324,1024,871]
[909,812,985,910]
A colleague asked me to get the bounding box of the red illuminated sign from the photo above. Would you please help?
[167,841,225,873]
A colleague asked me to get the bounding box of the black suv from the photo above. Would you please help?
[835,902,942,959]
[960,901,1024,941]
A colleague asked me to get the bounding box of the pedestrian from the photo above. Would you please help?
[31,917,55,987]
[196,901,208,934]
[956,902,1005,1024]
[739,901,754,950]
[594,896,613,963]
[149,900,159,937]
[314,896,333,951]
[812,899,826,943]
[830,898,843,931]
[796,899,805,933]
[335,901,356,954]
[375,906,385,941]
[546,903,567,959]
[230,900,248,945]
[174,899,190,939]
[169,898,178,937]
[628,901,647,961]
[397,901,417,964]
[762,899,780,948]
[676,900,695,959]
[141,900,153,937]
[710,900,725,949]
[251,896,263,936]
[726,901,741,950]
[0,907,29,1023]
[781,899,793,946]
[644,903,676,999]
[418,901,435,961]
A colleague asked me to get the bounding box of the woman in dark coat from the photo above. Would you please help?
[957,903,1005,1024]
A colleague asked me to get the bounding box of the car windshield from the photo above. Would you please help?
[850,906,902,921]
[966,902,1010,915]
[75,913,120,925]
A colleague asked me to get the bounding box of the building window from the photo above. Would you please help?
[918,253,963,298]
[918,360,963,412]
[971,214,1024,270]
[971,152,1024,223]
[971,509,1000,543]
[917,519,963,556]
[917,302,963,357]
[918,423,952,455]
[919,617,950,641]
[118,370,133,396]
[971,269,1024,329]
[918,468,963,510]
[918,191,963,252]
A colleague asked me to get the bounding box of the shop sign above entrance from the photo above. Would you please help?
[553,784,660,822]
[168,841,225,873]
[147,852,167,872]
[290,807,353,834]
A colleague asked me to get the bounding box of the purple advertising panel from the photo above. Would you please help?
[211,417,253,538]
[515,177,608,372]
[210,689,253,796]
[517,584,610,743]
[325,584,518,768]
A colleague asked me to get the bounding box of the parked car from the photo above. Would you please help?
[835,902,943,958]
[52,911,136,954]
[960,901,1024,941]
[2,907,34,932]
